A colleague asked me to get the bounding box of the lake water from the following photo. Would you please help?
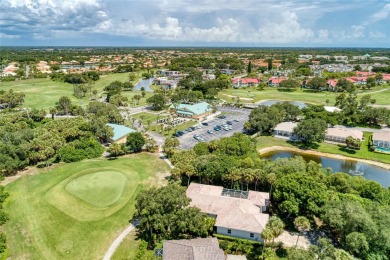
[134,77,154,92]
[260,150,390,187]
[257,100,307,109]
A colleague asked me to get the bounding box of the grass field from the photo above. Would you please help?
[0,73,136,110]
[219,84,390,106]
[256,132,390,165]
[3,153,169,260]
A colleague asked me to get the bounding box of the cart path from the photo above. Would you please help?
[102,221,138,260]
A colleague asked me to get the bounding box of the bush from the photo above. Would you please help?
[59,138,104,162]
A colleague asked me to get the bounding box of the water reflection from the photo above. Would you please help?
[261,151,390,187]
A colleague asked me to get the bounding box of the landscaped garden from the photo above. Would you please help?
[3,153,169,260]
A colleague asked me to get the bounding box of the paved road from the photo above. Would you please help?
[102,220,139,260]
[333,125,390,133]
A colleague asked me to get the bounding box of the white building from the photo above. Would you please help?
[186,183,269,242]
[273,122,298,139]
[325,128,363,144]
[373,132,390,149]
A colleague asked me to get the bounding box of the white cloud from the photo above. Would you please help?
[0,33,20,39]
[364,3,390,25]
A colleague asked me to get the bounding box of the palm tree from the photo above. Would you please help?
[227,168,241,189]
[49,107,57,120]
[108,143,122,159]
[268,173,277,200]
[267,216,285,246]
[294,216,311,247]
[261,228,274,250]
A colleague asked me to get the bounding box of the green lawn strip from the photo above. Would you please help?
[111,232,141,260]
[314,132,390,164]
[121,90,154,107]
[132,111,169,125]
[256,133,390,165]
[3,153,169,260]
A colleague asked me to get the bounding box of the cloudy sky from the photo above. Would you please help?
[1,0,390,47]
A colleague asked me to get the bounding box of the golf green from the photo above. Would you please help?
[65,171,126,207]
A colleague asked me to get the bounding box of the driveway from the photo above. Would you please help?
[177,106,251,150]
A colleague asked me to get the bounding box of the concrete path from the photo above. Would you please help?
[102,221,139,260]
[158,145,174,169]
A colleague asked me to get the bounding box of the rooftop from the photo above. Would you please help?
[187,183,269,234]
[274,122,298,133]
[326,127,363,140]
[106,123,136,141]
[373,132,390,142]
[163,238,225,260]
[172,102,212,115]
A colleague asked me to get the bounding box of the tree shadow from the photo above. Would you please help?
[277,89,297,92]
[286,141,320,150]
[338,146,357,154]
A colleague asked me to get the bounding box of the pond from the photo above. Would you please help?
[260,150,390,187]
[257,100,307,109]
[134,77,154,92]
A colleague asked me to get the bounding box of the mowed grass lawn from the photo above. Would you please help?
[219,84,390,106]
[0,73,132,110]
[3,153,169,260]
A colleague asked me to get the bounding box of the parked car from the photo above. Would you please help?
[201,122,209,126]
[218,115,226,119]
[234,119,240,122]
[227,121,233,125]
[214,125,221,131]
[207,130,214,134]
[228,125,233,130]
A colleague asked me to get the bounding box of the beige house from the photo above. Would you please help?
[273,122,298,139]
[187,183,269,242]
[325,128,363,144]
[373,132,390,149]
[162,238,225,260]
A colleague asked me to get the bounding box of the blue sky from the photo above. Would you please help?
[1,0,390,47]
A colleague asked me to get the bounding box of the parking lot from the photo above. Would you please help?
[177,106,251,150]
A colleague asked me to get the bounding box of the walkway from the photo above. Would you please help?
[102,220,139,260]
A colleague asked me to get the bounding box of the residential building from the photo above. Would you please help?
[162,238,226,260]
[106,123,136,144]
[327,79,338,91]
[372,132,390,149]
[273,122,298,139]
[267,77,286,87]
[186,183,269,242]
[232,78,259,88]
[325,127,363,144]
[170,102,212,121]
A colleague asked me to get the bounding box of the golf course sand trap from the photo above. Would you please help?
[65,171,127,207]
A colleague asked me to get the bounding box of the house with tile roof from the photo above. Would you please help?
[273,122,298,139]
[186,183,269,242]
[106,123,136,144]
[170,102,212,121]
[232,78,259,88]
[325,127,363,144]
[162,238,226,260]
[267,77,286,87]
[372,132,390,150]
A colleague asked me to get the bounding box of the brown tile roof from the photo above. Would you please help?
[163,238,225,260]
[186,183,269,233]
